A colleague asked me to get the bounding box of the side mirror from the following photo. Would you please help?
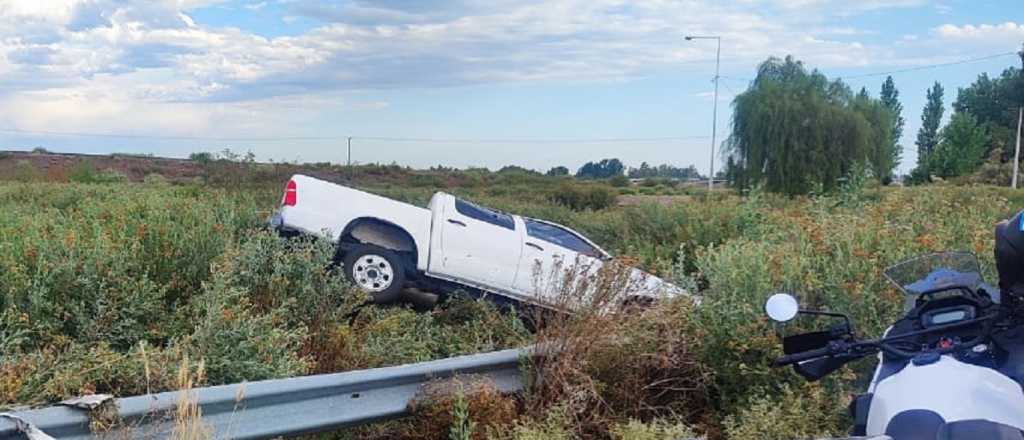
[765,293,799,322]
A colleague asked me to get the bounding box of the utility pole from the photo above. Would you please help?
[685,35,721,191]
[1014,107,1022,189]
[347,136,353,180]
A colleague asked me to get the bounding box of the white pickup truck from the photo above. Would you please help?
[270,174,680,308]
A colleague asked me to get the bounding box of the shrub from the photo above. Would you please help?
[143,173,169,185]
[404,379,518,440]
[505,406,573,440]
[184,266,309,384]
[12,160,40,182]
[549,182,617,211]
[522,263,709,437]
[723,384,845,440]
[67,160,98,182]
[608,174,630,188]
[960,152,1013,186]
[610,418,700,440]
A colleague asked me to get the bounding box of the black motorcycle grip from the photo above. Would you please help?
[772,346,834,366]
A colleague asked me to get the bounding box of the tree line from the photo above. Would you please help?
[544,159,705,180]
[725,44,1024,194]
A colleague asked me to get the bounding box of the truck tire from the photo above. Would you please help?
[343,244,407,304]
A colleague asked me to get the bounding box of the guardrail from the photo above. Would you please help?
[0,347,529,440]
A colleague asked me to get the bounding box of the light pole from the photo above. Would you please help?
[1014,107,1022,189]
[685,35,721,191]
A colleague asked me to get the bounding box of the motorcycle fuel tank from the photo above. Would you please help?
[866,355,1024,435]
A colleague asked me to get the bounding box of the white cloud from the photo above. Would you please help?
[0,0,947,105]
[244,2,268,11]
[934,22,1024,42]
[0,0,1009,141]
[764,0,926,14]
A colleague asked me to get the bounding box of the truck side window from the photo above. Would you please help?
[525,219,602,258]
[455,199,515,230]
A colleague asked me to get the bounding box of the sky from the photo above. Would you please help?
[0,0,1022,175]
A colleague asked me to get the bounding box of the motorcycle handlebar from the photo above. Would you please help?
[772,345,836,366]
[773,312,1003,367]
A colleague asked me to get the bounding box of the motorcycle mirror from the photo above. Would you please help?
[765,293,800,322]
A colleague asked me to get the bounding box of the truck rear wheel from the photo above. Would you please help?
[343,244,407,304]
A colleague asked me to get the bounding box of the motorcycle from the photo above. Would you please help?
[765,251,1024,439]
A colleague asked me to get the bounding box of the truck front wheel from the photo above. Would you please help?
[343,244,407,303]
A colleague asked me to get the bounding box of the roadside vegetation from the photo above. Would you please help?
[1,157,1022,439]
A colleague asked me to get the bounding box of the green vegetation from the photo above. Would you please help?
[723,52,1021,191]
[910,52,1023,184]
[727,56,898,194]
[879,76,905,183]
[915,82,946,178]
[576,158,626,179]
[953,55,1024,160]
[546,166,570,177]
[628,163,703,180]
[1,162,1021,439]
[67,160,129,184]
[928,113,989,179]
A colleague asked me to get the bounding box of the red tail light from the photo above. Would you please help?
[282,179,297,206]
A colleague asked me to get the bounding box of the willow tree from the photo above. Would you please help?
[726,56,894,195]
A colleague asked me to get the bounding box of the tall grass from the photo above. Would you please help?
[0,181,527,409]
[0,175,1018,439]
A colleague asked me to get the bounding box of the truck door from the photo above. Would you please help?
[514,219,606,303]
[435,197,523,290]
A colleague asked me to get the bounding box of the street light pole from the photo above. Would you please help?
[685,35,721,191]
[347,136,354,180]
[1014,107,1022,189]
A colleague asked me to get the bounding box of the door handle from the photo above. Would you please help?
[447,219,467,227]
[526,242,544,251]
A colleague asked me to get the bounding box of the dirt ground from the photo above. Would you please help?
[0,150,205,182]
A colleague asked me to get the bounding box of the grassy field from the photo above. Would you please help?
[1,159,1022,439]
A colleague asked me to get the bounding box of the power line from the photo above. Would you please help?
[719,81,740,97]
[717,51,1017,84]
[0,128,709,144]
[709,51,1017,91]
[0,128,342,142]
[838,51,1018,80]
[353,135,709,144]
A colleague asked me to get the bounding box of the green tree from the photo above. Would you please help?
[853,87,897,183]
[928,113,988,178]
[576,158,625,179]
[916,82,945,168]
[880,76,904,180]
[627,162,703,180]
[726,56,890,195]
[546,166,569,177]
[953,55,1024,159]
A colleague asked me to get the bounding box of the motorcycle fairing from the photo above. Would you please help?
[866,355,1024,436]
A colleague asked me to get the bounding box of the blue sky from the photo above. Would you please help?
[0,0,1021,175]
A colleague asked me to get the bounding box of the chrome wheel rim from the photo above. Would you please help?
[352,254,394,292]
